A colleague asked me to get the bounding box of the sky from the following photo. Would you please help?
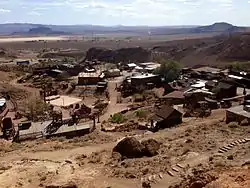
[0,0,250,26]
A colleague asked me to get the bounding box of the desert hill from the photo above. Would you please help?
[0,22,249,36]
[12,26,70,35]
[82,32,250,67]
[152,32,250,66]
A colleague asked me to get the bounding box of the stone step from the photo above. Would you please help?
[230,142,237,146]
[171,167,179,172]
[220,147,228,152]
[167,170,174,177]
[238,140,243,144]
[234,141,241,145]
[241,139,247,143]
[148,175,157,183]
[214,153,224,157]
[176,163,184,169]
[223,146,231,150]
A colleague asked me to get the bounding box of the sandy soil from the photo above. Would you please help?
[0,108,249,188]
[0,36,70,43]
[0,71,16,82]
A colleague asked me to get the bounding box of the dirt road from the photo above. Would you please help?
[100,77,130,122]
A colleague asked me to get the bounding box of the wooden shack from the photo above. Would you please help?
[149,105,182,130]
[130,73,161,90]
[226,105,250,124]
[161,91,185,105]
[78,71,104,85]
[213,82,237,99]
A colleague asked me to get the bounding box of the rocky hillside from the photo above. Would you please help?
[81,33,250,66]
[152,32,250,66]
[192,22,248,33]
[84,47,151,63]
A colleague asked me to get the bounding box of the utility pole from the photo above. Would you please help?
[148,30,151,40]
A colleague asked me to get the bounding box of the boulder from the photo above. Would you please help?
[141,139,161,157]
[113,137,161,159]
[240,119,249,126]
[113,137,145,158]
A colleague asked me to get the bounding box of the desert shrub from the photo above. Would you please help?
[214,159,226,167]
[135,109,147,119]
[25,98,50,121]
[133,93,145,102]
[228,122,239,129]
[111,113,126,124]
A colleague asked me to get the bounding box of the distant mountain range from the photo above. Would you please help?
[0,22,249,36]
[11,26,70,35]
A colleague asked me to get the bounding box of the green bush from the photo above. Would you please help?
[111,113,125,124]
[134,94,145,102]
[154,60,182,82]
[135,109,147,119]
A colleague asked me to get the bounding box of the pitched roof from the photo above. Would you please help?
[155,105,181,119]
[193,66,221,73]
[205,80,217,87]
[162,90,184,99]
[216,82,234,89]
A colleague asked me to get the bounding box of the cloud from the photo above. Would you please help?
[27,11,41,16]
[0,0,249,26]
[0,8,11,13]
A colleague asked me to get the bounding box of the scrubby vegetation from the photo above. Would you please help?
[111,113,126,124]
[154,60,182,82]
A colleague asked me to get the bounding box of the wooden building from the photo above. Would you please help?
[149,105,182,131]
[213,82,237,99]
[78,71,104,85]
[130,73,161,90]
[16,60,30,65]
[226,105,250,124]
[161,90,185,105]
[105,69,121,78]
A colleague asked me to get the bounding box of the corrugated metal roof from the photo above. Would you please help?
[194,66,221,73]
[131,73,157,79]
[127,63,137,67]
[78,71,101,78]
[227,105,250,118]
[216,82,234,89]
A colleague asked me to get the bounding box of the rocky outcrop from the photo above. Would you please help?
[113,137,145,159]
[113,137,161,159]
[85,47,151,63]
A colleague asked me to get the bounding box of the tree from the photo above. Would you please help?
[154,60,182,82]
[25,98,50,121]
[231,62,242,71]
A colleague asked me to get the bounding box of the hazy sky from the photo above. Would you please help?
[0,0,249,26]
